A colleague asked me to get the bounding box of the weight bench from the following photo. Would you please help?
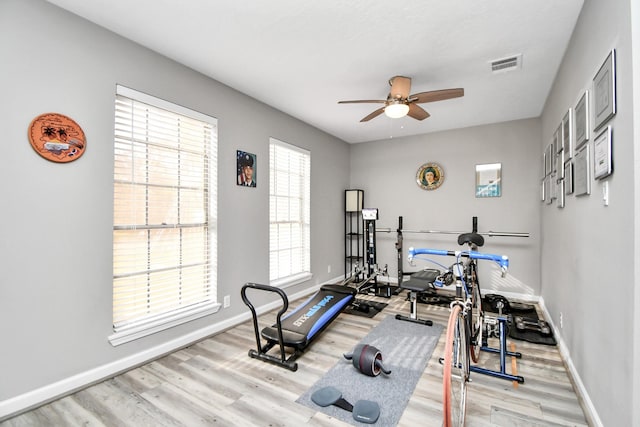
[395,269,441,326]
[241,282,357,371]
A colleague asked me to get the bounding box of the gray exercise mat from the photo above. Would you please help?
[296,315,444,426]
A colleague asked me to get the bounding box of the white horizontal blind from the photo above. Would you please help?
[269,138,310,283]
[113,86,217,333]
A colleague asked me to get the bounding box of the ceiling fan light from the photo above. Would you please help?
[384,103,410,118]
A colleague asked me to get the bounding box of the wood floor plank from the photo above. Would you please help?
[1,293,590,427]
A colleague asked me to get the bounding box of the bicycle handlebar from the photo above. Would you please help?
[408,247,509,270]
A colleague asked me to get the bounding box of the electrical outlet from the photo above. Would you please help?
[328,265,331,273]
[559,312,563,329]
[223,295,230,308]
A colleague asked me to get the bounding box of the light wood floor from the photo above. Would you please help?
[2,292,589,426]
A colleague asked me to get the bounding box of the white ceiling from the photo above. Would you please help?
[46,0,584,144]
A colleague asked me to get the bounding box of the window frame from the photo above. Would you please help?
[109,85,219,346]
[269,137,311,288]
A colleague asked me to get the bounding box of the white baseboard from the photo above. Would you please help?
[537,296,603,427]
[0,285,320,421]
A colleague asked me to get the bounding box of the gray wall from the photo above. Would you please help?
[0,0,350,412]
[540,0,635,425]
[349,119,542,297]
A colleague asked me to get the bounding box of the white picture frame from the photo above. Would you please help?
[575,90,589,149]
[574,144,591,196]
[562,108,573,161]
[593,126,613,180]
[593,49,616,131]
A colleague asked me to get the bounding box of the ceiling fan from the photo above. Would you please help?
[338,76,464,122]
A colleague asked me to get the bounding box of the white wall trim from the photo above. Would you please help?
[538,296,603,427]
[0,285,320,421]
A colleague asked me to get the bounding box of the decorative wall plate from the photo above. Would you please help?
[416,162,444,190]
[28,113,86,163]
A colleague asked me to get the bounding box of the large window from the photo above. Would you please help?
[111,85,218,345]
[269,138,311,286]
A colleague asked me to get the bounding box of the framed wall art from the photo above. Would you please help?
[544,176,552,205]
[593,126,613,180]
[593,49,616,131]
[545,143,553,175]
[237,150,257,187]
[556,149,564,179]
[574,144,590,196]
[416,162,444,190]
[562,108,573,160]
[574,90,589,149]
[557,180,565,208]
[28,112,86,163]
[475,163,501,198]
[564,161,574,195]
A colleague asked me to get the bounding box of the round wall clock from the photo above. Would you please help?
[28,113,86,163]
[416,162,444,190]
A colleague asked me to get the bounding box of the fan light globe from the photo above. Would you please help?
[384,103,410,118]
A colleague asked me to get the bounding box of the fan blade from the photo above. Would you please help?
[389,76,411,100]
[338,99,386,104]
[360,107,386,122]
[410,88,464,104]
[407,104,430,121]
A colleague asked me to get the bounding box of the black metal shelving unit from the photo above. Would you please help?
[344,189,364,281]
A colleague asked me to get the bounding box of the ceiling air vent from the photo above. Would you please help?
[490,54,522,73]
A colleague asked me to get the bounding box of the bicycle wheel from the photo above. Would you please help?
[467,261,484,363]
[443,304,470,427]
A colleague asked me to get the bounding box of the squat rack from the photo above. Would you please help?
[375,216,529,287]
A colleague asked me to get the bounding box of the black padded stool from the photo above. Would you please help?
[395,269,440,326]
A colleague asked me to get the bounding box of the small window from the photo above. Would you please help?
[111,85,218,345]
[269,138,311,286]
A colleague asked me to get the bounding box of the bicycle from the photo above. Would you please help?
[407,245,509,427]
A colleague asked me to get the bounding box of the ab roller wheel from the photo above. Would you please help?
[343,344,391,376]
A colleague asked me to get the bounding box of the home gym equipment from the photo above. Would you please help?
[311,386,380,424]
[343,344,391,376]
[361,208,394,298]
[394,268,440,326]
[514,316,552,336]
[405,217,526,384]
[378,215,529,287]
[241,282,357,371]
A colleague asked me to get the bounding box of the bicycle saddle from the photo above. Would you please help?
[458,232,484,247]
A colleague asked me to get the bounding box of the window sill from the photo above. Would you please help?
[108,301,221,346]
[270,272,313,289]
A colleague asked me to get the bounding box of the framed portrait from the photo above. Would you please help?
[475,163,501,197]
[554,125,562,154]
[416,162,444,190]
[593,49,616,131]
[562,108,573,161]
[237,150,257,187]
[574,144,590,196]
[541,179,546,202]
[575,90,589,149]
[593,126,613,180]
[564,161,574,195]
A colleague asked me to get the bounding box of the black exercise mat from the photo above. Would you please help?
[507,314,557,346]
[481,294,556,346]
[343,299,388,318]
[296,315,443,426]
